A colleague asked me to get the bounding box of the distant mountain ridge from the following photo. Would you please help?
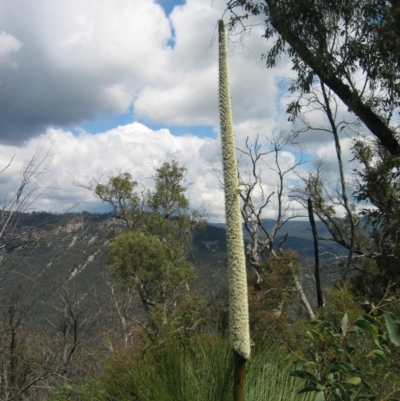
[1,212,343,328]
[212,218,343,258]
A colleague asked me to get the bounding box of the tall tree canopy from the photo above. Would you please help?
[226,0,400,155]
[94,161,207,342]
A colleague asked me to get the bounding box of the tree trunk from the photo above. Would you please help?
[234,351,246,401]
[307,198,323,308]
[294,274,315,320]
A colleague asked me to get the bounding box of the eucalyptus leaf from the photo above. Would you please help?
[345,345,356,355]
[306,331,315,341]
[315,390,326,401]
[328,362,358,373]
[362,314,382,327]
[366,349,389,363]
[329,391,343,401]
[290,370,321,383]
[346,377,362,386]
[341,313,349,336]
[354,318,379,337]
[384,312,400,346]
[298,386,319,394]
[333,383,351,401]
[361,380,376,401]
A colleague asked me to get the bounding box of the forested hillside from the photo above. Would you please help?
[0,211,338,329]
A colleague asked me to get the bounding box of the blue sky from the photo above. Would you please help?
[0,0,350,220]
[157,0,186,15]
[75,106,216,138]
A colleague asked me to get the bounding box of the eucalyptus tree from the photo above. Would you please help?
[289,78,400,298]
[93,161,207,344]
[350,139,400,299]
[226,0,400,155]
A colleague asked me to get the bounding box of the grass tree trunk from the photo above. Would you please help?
[218,19,251,401]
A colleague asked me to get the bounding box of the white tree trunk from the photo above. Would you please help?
[294,274,315,320]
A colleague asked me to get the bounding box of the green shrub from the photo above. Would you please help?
[290,286,400,400]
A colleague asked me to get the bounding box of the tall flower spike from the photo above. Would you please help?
[218,19,250,361]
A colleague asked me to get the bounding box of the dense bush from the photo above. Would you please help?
[69,335,313,401]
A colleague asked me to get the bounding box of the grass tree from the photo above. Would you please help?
[218,19,250,401]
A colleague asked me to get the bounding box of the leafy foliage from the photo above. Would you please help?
[291,287,400,400]
[350,140,400,297]
[107,231,194,306]
[147,160,189,218]
[226,0,400,154]
[95,161,208,345]
[248,250,298,341]
[95,173,141,229]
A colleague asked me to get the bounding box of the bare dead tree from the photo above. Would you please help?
[289,75,370,281]
[237,132,315,319]
[107,282,136,347]
[0,286,100,401]
[49,286,102,378]
[0,145,53,267]
[238,133,302,273]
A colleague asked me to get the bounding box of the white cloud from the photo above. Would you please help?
[134,0,294,129]
[0,0,297,145]
[0,0,173,142]
[0,31,21,67]
[0,122,310,222]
